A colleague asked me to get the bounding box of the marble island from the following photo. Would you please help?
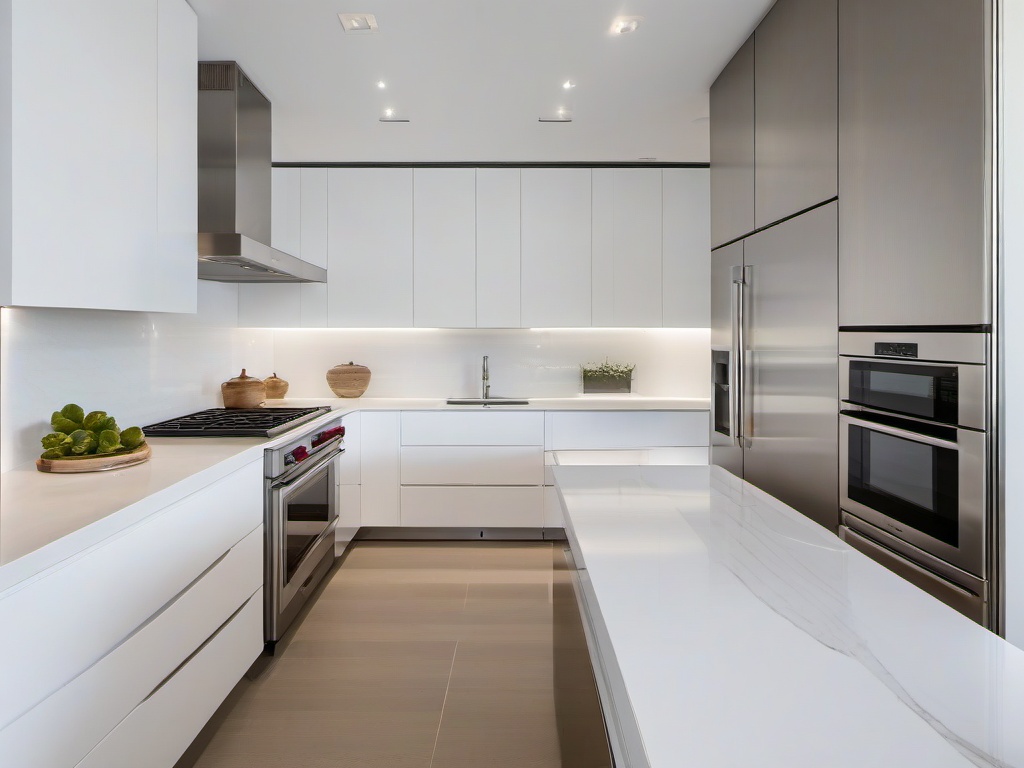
[553,464,1024,768]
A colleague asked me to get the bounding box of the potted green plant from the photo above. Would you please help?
[580,360,635,394]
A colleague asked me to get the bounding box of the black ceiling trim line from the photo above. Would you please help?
[272,161,710,169]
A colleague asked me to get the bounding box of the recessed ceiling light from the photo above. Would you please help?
[539,108,572,123]
[338,13,379,33]
[563,80,576,90]
[380,107,409,123]
[610,16,643,34]
[377,80,387,89]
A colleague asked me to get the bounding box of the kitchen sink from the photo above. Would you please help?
[445,397,530,406]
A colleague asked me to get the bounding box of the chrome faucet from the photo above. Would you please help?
[482,355,490,399]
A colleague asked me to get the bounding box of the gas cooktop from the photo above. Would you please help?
[143,407,331,438]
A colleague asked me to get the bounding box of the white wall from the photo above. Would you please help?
[0,282,273,471]
[1001,0,1024,646]
[268,327,710,399]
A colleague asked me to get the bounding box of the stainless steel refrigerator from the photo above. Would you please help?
[710,201,840,531]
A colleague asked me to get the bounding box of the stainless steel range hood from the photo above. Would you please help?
[198,62,326,283]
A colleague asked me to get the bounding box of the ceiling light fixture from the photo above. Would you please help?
[377,80,387,89]
[379,107,409,123]
[338,13,379,33]
[563,80,576,90]
[539,107,572,123]
[610,16,643,34]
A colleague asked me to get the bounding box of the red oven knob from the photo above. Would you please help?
[312,426,345,448]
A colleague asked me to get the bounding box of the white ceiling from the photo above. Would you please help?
[189,0,774,163]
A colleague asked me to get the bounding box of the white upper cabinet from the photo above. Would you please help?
[271,168,301,257]
[413,168,476,327]
[663,168,711,327]
[300,168,329,269]
[592,169,664,327]
[3,0,197,312]
[327,168,414,327]
[521,168,592,327]
[476,169,521,328]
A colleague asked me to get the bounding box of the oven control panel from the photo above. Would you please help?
[874,342,919,358]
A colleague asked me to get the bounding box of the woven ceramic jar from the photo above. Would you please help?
[221,369,266,408]
[265,372,289,399]
[326,362,371,397]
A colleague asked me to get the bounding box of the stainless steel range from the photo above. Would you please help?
[144,406,345,652]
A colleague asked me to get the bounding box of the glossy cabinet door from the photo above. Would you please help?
[6,0,197,312]
[839,0,988,326]
[663,168,711,328]
[360,411,401,526]
[300,168,329,269]
[271,168,301,257]
[592,169,663,327]
[754,0,838,228]
[710,34,755,248]
[709,240,744,478]
[413,168,476,327]
[476,168,521,328]
[327,168,414,327]
[742,203,839,531]
[521,168,593,327]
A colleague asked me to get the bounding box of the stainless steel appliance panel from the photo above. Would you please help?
[710,241,744,476]
[839,357,987,431]
[838,331,988,366]
[742,202,839,530]
[710,34,755,248]
[840,523,987,624]
[840,410,986,576]
[754,0,838,228]
[839,0,989,326]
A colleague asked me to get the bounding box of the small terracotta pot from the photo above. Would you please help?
[265,372,289,399]
[326,362,371,398]
[222,369,266,409]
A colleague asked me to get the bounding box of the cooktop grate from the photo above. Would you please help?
[143,407,331,438]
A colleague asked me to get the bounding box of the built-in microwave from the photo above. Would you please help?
[837,330,990,624]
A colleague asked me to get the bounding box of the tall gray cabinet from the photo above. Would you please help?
[710,36,755,249]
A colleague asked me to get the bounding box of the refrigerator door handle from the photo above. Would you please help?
[730,265,746,445]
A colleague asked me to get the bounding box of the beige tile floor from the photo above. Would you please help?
[185,541,610,768]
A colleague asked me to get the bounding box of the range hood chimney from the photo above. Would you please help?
[197,62,326,283]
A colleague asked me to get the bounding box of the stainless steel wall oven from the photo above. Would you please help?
[838,330,990,625]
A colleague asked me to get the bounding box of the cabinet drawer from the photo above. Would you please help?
[0,459,262,730]
[401,411,544,446]
[401,446,544,485]
[545,411,709,450]
[0,526,263,767]
[75,590,264,768]
[401,486,544,527]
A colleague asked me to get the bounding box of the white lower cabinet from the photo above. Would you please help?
[74,592,263,768]
[0,460,264,768]
[360,411,401,526]
[401,486,544,528]
[545,411,710,450]
[401,446,544,486]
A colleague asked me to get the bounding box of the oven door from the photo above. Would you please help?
[840,356,985,429]
[266,447,340,641]
[840,409,985,577]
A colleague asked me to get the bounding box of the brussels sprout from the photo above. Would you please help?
[94,416,118,434]
[68,429,97,455]
[83,411,109,432]
[120,427,145,449]
[41,432,73,452]
[96,430,122,455]
[50,412,81,434]
[60,404,85,424]
[40,448,68,460]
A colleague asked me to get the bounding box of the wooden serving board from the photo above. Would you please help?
[36,444,151,474]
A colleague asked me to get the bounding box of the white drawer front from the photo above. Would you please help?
[75,590,264,768]
[545,411,709,450]
[0,459,262,730]
[401,411,544,446]
[401,446,544,485]
[401,486,544,527]
[0,526,263,767]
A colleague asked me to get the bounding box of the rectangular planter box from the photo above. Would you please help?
[582,374,632,394]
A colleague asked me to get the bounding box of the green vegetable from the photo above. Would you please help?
[68,429,97,455]
[94,416,118,434]
[40,448,68,460]
[50,412,82,434]
[41,432,72,451]
[96,430,122,455]
[60,404,85,424]
[120,427,145,449]
[83,411,109,432]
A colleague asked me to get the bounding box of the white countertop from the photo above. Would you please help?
[0,396,707,594]
[553,464,1024,768]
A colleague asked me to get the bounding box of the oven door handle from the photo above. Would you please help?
[840,413,959,451]
[272,447,343,490]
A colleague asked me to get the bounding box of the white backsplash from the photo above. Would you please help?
[268,328,710,400]
[0,282,273,471]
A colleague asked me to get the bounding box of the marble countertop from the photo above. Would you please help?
[553,464,1024,768]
